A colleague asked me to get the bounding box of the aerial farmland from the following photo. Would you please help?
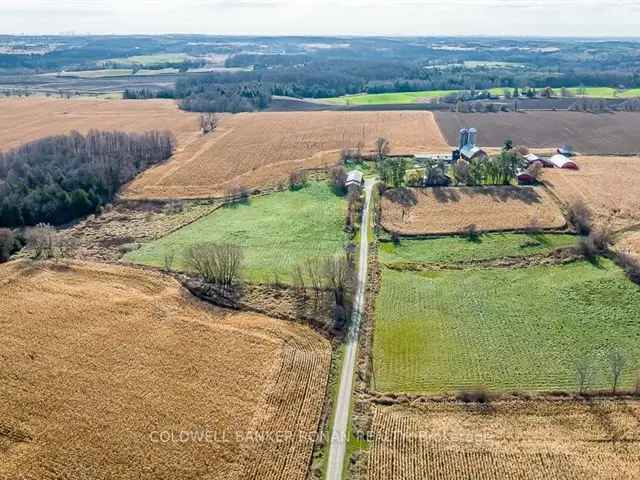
[1,33,640,480]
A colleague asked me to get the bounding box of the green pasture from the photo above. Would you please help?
[379,233,577,266]
[373,258,640,394]
[125,182,348,284]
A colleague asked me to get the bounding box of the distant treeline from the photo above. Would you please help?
[122,57,640,114]
[0,130,175,228]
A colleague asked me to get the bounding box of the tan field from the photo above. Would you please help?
[0,97,200,151]
[0,260,330,480]
[381,186,566,235]
[368,401,640,480]
[124,111,450,200]
[544,156,640,231]
[618,232,640,258]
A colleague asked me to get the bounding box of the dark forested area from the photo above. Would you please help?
[0,130,175,228]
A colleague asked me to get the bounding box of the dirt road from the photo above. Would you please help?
[325,180,374,480]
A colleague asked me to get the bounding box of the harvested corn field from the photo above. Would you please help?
[124,111,450,200]
[618,232,640,259]
[381,186,566,235]
[544,156,640,231]
[0,260,330,480]
[0,97,200,152]
[367,401,640,480]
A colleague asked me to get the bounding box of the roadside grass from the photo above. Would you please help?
[373,258,640,394]
[379,233,577,265]
[125,182,348,284]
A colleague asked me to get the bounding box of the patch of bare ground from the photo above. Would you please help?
[367,400,640,480]
[57,201,219,262]
[383,246,582,272]
[0,260,330,480]
[544,156,640,231]
[124,111,450,200]
[0,97,200,152]
[381,186,566,235]
[435,111,640,154]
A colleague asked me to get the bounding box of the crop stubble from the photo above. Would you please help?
[368,401,640,480]
[124,111,450,200]
[381,186,566,235]
[0,260,330,480]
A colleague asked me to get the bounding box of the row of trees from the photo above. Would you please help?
[0,130,175,228]
[453,150,522,186]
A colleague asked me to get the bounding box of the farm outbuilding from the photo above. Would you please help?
[345,170,364,189]
[526,153,554,168]
[549,154,579,170]
[516,169,536,185]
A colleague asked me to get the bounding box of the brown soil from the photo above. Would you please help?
[380,186,566,235]
[543,156,640,231]
[124,111,450,200]
[0,97,200,152]
[435,111,640,154]
[0,260,330,480]
[367,400,640,480]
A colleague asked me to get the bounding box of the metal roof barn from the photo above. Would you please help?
[549,154,579,170]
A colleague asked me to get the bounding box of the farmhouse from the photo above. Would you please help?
[345,170,364,189]
[549,154,579,169]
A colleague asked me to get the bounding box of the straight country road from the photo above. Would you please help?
[325,179,374,480]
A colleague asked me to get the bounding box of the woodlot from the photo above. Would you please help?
[368,401,640,480]
[0,260,330,480]
[380,186,566,235]
[124,111,450,200]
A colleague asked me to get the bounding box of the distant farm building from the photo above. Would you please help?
[454,128,488,162]
[549,154,579,170]
[525,153,554,168]
[558,145,575,156]
[516,169,536,185]
[345,170,364,189]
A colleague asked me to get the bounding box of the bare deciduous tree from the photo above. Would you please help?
[185,243,243,287]
[608,349,628,394]
[200,113,218,134]
[575,355,594,395]
[26,223,59,259]
[163,249,176,272]
[375,137,390,162]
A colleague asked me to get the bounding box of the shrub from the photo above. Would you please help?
[464,224,480,242]
[0,228,16,262]
[456,388,492,404]
[185,243,244,287]
[566,200,593,235]
[589,224,614,252]
[616,252,640,284]
[25,223,59,259]
[289,170,308,191]
[330,166,348,194]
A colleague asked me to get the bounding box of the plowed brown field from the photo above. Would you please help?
[0,260,330,480]
[124,111,450,200]
[368,401,640,480]
[0,97,200,152]
[435,111,640,154]
[544,156,640,231]
[381,186,566,235]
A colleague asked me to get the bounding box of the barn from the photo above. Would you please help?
[549,154,579,170]
[525,153,554,168]
[516,169,536,185]
[345,170,364,189]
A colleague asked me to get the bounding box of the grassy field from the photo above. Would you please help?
[106,53,192,65]
[379,233,577,265]
[324,86,640,105]
[126,182,348,283]
[373,258,640,394]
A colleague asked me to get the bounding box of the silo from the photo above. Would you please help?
[468,128,477,146]
[458,129,469,149]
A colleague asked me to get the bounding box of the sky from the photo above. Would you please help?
[2,0,640,37]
